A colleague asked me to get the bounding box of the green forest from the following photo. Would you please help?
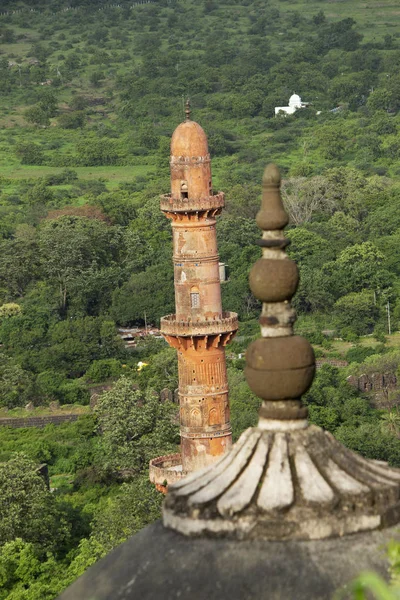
[2,0,400,597]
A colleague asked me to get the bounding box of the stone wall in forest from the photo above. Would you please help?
[0,414,80,429]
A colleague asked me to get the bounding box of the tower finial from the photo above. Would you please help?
[164,162,400,541]
[185,98,191,121]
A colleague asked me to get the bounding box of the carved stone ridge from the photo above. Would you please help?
[163,425,400,540]
[181,428,232,439]
[170,153,211,165]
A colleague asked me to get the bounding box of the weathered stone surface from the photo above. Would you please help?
[152,111,237,481]
[347,373,397,393]
[249,257,299,302]
[25,402,34,411]
[163,426,400,540]
[58,520,400,600]
[256,163,288,230]
[49,401,60,411]
[245,336,315,401]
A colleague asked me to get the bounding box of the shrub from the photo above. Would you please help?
[58,381,90,405]
[15,142,44,165]
[85,359,122,383]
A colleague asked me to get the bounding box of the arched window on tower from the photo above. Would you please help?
[209,407,219,425]
[190,286,200,309]
[180,180,188,199]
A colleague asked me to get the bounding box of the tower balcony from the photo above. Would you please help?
[160,312,238,338]
[149,453,183,492]
[160,192,225,214]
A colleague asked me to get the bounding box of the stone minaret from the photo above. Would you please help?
[159,105,238,474]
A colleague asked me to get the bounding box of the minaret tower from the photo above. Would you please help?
[159,103,238,475]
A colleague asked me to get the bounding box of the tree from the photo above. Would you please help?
[334,290,378,335]
[333,242,386,295]
[0,539,46,600]
[44,317,122,377]
[0,303,22,319]
[94,377,178,473]
[76,137,119,166]
[38,216,122,313]
[0,354,32,409]
[0,455,69,552]
[111,264,174,325]
[24,106,50,127]
[367,88,393,112]
[314,125,347,160]
[315,18,363,53]
[26,182,55,207]
[381,409,400,437]
[228,368,260,441]
[58,111,86,129]
[287,228,335,268]
[88,477,163,553]
[292,267,334,313]
[329,71,372,111]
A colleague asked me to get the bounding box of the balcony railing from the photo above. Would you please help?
[160,192,225,214]
[160,312,238,337]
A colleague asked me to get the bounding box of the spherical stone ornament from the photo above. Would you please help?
[249,258,299,303]
[245,336,315,400]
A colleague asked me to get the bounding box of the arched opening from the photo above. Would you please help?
[180,180,188,199]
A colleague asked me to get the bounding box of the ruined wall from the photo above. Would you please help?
[347,373,397,393]
[0,414,80,429]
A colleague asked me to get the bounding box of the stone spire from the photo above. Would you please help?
[163,164,400,540]
[185,98,191,121]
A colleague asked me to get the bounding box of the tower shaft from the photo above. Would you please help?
[159,117,238,474]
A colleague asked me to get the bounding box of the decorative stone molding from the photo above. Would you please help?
[164,426,400,539]
[160,192,225,214]
[160,312,238,338]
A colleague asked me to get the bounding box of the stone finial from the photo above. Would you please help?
[256,163,287,230]
[246,163,314,426]
[163,165,400,541]
[185,98,191,121]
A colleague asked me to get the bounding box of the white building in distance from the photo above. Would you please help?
[275,93,308,116]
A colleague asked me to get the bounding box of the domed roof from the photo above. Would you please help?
[170,120,209,158]
[289,93,302,108]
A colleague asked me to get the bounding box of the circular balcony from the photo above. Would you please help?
[160,192,225,214]
[149,453,183,489]
[160,312,238,338]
